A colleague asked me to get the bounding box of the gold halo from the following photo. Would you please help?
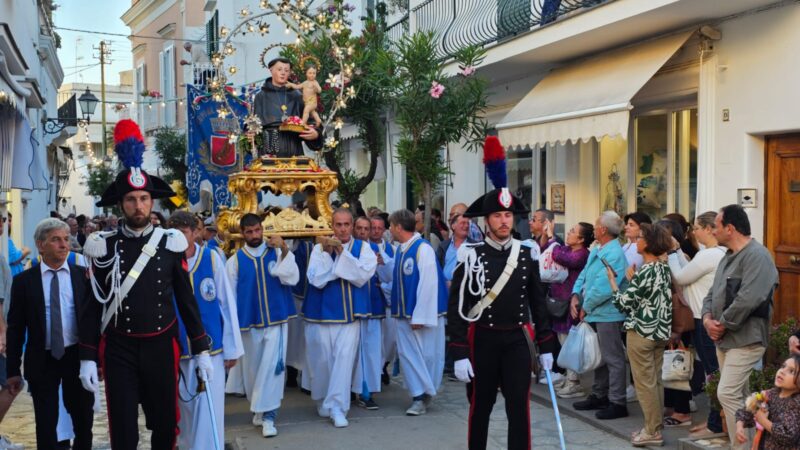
[298,55,322,71]
[259,43,298,69]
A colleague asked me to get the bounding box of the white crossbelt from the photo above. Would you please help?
[465,240,520,320]
[101,227,166,333]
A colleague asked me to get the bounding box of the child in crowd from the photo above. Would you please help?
[735,355,800,449]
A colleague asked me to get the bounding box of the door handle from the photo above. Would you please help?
[790,255,800,265]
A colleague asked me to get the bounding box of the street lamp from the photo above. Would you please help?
[42,86,99,135]
[78,87,99,121]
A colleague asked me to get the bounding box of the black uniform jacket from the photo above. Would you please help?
[83,229,209,358]
[6,263,96,378]
[447,239,557,361]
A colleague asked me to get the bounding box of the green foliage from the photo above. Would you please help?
[283,10,395,209]
[152,127,187,185]
[390,31,489,234]
[83,163,116,198]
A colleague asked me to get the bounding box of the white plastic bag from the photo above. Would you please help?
[662,346,694,382]
[556,322,603,374]
[539,242,568,283]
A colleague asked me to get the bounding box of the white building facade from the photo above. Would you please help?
[0,0,66,266]
[381,0,800,322]
[57,78,134,217]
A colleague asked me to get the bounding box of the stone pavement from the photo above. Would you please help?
[226,376,631,450]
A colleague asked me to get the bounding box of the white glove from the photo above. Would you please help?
[539,353,554,372]
[196,352,213,382]
[79,360,99,393]
[454,358,474,383]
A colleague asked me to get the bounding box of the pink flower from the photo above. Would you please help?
[429,81,445,99]
[460,66,475,76]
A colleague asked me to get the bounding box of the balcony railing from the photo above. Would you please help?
[192,63,218,87]
[390,0,609,59]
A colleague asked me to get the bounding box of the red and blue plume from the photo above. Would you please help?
[113,119,145,170]
[483,135,507,189]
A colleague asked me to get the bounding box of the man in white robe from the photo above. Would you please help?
[168,211,244,450]
[387,209,446,416]
[304,209,376,427]
[225,213,299,438]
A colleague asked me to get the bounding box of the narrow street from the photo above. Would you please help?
[1,375,631,450]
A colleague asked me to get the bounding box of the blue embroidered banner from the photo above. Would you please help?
[185,84,251,213]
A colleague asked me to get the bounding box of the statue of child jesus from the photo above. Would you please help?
[286,66,322,126]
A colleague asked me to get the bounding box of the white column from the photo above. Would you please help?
[696,52,717,213]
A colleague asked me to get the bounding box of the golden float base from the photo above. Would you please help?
[216,156,337,255]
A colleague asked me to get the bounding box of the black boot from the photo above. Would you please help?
[595,403,629,420]
[381,362,390,385]
[573,394,609,411]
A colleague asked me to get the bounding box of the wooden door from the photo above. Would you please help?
[765,134,800,324]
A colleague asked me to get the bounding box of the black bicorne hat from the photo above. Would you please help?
[462,136,530,218]
[96,119,176,207]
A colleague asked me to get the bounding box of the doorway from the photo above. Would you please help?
[765,134,800,324]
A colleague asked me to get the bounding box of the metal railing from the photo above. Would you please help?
[192,63,218,87]
[400,0,608,59]
[385,15,410,47]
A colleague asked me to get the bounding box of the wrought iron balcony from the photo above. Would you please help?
[388,0,610,59]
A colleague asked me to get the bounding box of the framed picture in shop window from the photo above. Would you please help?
[551,183,565,213]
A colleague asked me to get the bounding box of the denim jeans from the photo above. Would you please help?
[693,319,723,433]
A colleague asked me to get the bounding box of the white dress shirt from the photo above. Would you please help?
[40,260,78,350]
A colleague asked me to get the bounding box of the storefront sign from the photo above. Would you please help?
[551,183,565,213]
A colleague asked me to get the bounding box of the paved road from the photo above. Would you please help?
[1,375,632,449]
[226,375,632,450]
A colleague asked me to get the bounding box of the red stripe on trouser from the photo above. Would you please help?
[171,338,181,449]
[466,323,476,446]
[99,335,112,446]
[523,324,534,450]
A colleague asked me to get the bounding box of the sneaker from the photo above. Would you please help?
[631,429,664,447]
[358,397,379,410]
[538,372,565,387]
[0,436,23,450]
[405,400,427,416]
[556,381,585,399]
[331,413,349,428]
[573,394,609,411]
[252,413,263,427]
[626,384,638,403]
[317,405,331,418]
[262,420,278,438]
[596,403,629,420]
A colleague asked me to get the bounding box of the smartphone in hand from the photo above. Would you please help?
[600,257,617,278]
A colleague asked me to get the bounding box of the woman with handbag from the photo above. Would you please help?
[667,212,727,437]
[607,223,673,447]
[550,222,593,398]
[658,218,698,429]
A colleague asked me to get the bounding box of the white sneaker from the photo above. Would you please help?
[0,436,23,450]
[538,372,565,387]
[405,400,427,416]
[626,384,638,403]
[556,381,585,399]
[331,413,349,428]
[252,413,263,427]
[317,405,330,418]
[262,419,278,437]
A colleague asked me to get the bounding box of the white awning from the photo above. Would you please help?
[497,31,693,147]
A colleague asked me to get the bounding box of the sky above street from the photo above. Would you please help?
[54,1,133,87]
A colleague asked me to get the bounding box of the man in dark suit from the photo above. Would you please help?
[6,218,96,450]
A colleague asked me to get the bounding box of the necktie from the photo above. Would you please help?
[50,269,65,360]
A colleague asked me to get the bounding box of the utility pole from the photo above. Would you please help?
[94,40,111,157]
